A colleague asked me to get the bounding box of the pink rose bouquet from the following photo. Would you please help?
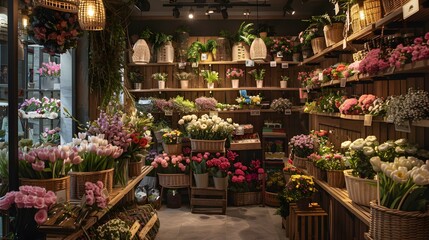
[150,153,190,174]
[84,181,109,209]
[226,68,244,79]
[339,98,362,115]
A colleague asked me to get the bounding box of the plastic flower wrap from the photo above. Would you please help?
[289,134,316,158]
[226,68,244,79]
[150,153,189,174]
[229,159,264,193]
[283,175,317,202]
[38,62,61,77]
[195,96,218,111]
[178,114,238,140]
[370,156,429,211]
[96,218,131,240]
[342,136,379,179]
[386,88,429,125]
[270,98,292,113]
[161,130,183,144]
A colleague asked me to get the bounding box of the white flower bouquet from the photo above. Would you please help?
[178,114,238,140]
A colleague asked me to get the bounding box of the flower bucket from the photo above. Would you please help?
[207,82,215,89]
[368,201,429,240]
[293,155,307,169]
[256,80,263,88]
[230,191,262,206]
[323,23,344,47]
[213,176,228,190]
[313,166,327,181]
[296,197,312,210]
[69,168,114,199]
[132,39,150,64]
[231,79,239,88]
[265,191,280,207]
[162,142,183,155]
[232,42,250,62]
[158,81,165,89]
[20,176,70,202]
[129,160,145,178]
[327,170,346,188]
[194,173,209,188]
[311,37,326,54]
[180,80,189,89]
[114,158,129,187]
[158,173,190,187]
[280,80,287,88]
[190,139,226,152]
[344,170,377,207]
[133,83,143,89]
[306,160,315,175]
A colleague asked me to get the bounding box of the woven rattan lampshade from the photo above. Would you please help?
[34,0,80,13]
[78,0,105,31]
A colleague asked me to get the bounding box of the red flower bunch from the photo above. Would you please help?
[229,159,264,193]
[128,132,151,163]
[207,155,231,178]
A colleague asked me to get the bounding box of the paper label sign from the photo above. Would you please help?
[403,0,419,19]
[335,3,340,15]
[250,110,260,116]
[245,60,255,67]
[270,61,277,67]
[340,78,347,88]
[178,62,186,69]
[364,114,373,126]
[281,63,289,69]
[191,62,199,68]
[201,53,208,61]
[343,39,347,49]
[318,72,323,81]
[165,110,173,116]
[299,88,308,99]
[130,221,140,238]
[209,111,218,117]
[284,109,292,115]
[395,121,411,133]
[55,190,67,203]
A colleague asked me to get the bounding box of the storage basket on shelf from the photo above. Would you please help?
[157,41,174,63]
[326,170,346,188]
[293,155,308,170]
[368,201,429,240]
[265,191,280,207]
[230,191,262,206]
[381,0,408,16]
[311,37,326,54]
[69,168,114,199]
[306,161,315,175]
[34,0,79,12]
[162,143,183,155]
[157,173,190,187]
[343,169,377,207]
[20,176,70,201]
[190,139,226,152]
[364,0,382,26]
[129,160,145,178]
[313,166,327,181]
[350,3,365,33]
[323,23,345,47]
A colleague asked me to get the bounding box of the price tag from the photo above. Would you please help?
[395,121,411,133]
[299,88,308,99]
[165,110,173,116]
[284,109,292,115]
[250,110,260,116]
[130,221,140,238]
[191,62,199,68]
[55,190,67,203]
[281,62,289,69]
[364,114,373,126]
[201,53,208,61]
[209,111,218,117]
[386,66,395,74]
[245,60,255,67]
[270,61,277,67]
[343,39,347,49]
[385,115,394,123]
[340,78,347,87]
[318,72,323,81]
[403,0,419,19]
[335,3,340,15]
[178,62,186,69]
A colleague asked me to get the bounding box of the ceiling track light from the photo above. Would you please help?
[283,0,295,16]
[135,0,151,12]
[188,7,194,19]
[220,5,228,19]
[243,9,250,16]
[173,7,180,18]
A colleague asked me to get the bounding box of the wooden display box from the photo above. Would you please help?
[284,204,328,240]
[190,188,227,215]
[230,133,261,150]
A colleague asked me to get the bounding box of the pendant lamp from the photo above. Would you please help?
[78,0,106,31]
[34,0,80,13]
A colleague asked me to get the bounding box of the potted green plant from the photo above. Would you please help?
[129,70,143,89]
[232,22,256,62]
[152,32,174,63]
[187,40,217,63]
[175,72,193,89]
[200,70,220,89]
[280,75,289,88]
[152,72,168,89]
[248,68,266,88]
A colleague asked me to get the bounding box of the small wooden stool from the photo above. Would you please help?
[284,204,328,240]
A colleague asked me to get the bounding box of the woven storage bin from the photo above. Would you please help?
[364,0,382,26]
[311,37,326,54]
[162,143,183,155]
[381,0,408,15]
[306,161,315,175]
[368,201,429,240]
[232,42,250,62]
[265,191,280,207]
[231,192,262,206]
[293,155,308,170]
[344,170,377,207]
[326,170,346,188]
[157,173,190,187]
[34,0,79,13]
[351,4,365,33]
[69,168,113,199]
[323,23,344,47]
[129,160,145,178]
[20,176,70,201]
[157,41,174,63]
[190,139,226,152]
[313,167,327,181]
[250,38,267,60]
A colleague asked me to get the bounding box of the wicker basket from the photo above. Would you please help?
[311,37,326,54]
[157,173,190,188]
[293,155,307,170]
[381,0,408,16]
[162,143,183,155]
[190,139,226,152]
[344,170,377,207]
[368,201,429,240]
[34,0,79,13]
[231,192,262,206]
[313,167,327,181]
[20,176,70,201]
[326,170,346,188]
[69,168,114,199]
[157,41,174,63]
[265,191,280,207]
[250,38,268,60]
[129,160,145,178]
[364,0,382,26]
[306,160,315,175]
[351,4,365,33]
[323,23,345,47]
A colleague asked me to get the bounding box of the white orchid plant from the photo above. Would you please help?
[178,114,238,140]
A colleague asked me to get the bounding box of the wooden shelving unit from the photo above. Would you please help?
[129,60,300,67]
[129,87,301,92]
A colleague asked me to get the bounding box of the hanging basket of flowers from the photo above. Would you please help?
[34,0,80,13]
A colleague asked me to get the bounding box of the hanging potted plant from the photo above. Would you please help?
[232,22,256,62]
[153,32,174,63]
[175,72,193,89]
[248,68,266,88]
[200,70,220,89]
[280,75,289,88]
[152,72,168,89]
[129,70,143,89]
[226,68,244,89]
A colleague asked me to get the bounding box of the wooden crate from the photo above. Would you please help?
[285,204,328,240]
[190,187,227,214]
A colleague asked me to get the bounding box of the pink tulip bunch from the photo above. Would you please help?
[0,186,57,225]
[150,153,190,173]
[84,181,108,209]
[38,62,61,77]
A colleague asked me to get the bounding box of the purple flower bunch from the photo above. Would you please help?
[358,49,390,75]
[20,97,42,112]
[195,96,218,111]
[153,98,174,112]
[84,181,108,209]
[289,134,316,158]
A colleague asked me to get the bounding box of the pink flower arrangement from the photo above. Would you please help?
[270,37,292,56]
[358,49,389,75]
[190,152,211,174]
[0,186,57,225]
[84,181,108,209]
[38,62,60,77]
[150,153,190,174]
[339,98,361,115]
[229,159,264,193]
[195,96,218,111]
[289,134,315,158]
[226,68,244,79]
[153,98,174,112]
[358,94,377,113]
[206,151,238,178]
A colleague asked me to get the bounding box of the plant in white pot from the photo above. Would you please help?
[200,70,220,89]
[153,32,174,63]
[152,72,168,89]
[175,72,193,89]
[280,75,289,88]
[129,70,143,89]
[226,67,244,89]
[232,22,255,62]
[248,68,265,88]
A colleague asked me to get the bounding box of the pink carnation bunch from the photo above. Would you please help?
[229,159,264,193]
[84,181,108,209]
[289,134,315,158]
[207,152,234,178]
[339,98,361,115]
[0,185,57,225]
[150,153,190,173]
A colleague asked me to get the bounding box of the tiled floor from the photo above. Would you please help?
[156,205,286,240]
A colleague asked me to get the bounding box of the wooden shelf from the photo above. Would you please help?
[40,166,153,239]
[148,107,303,115]
[128,60,299,67]
[129,87,300,93]
[24,89,61,92]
